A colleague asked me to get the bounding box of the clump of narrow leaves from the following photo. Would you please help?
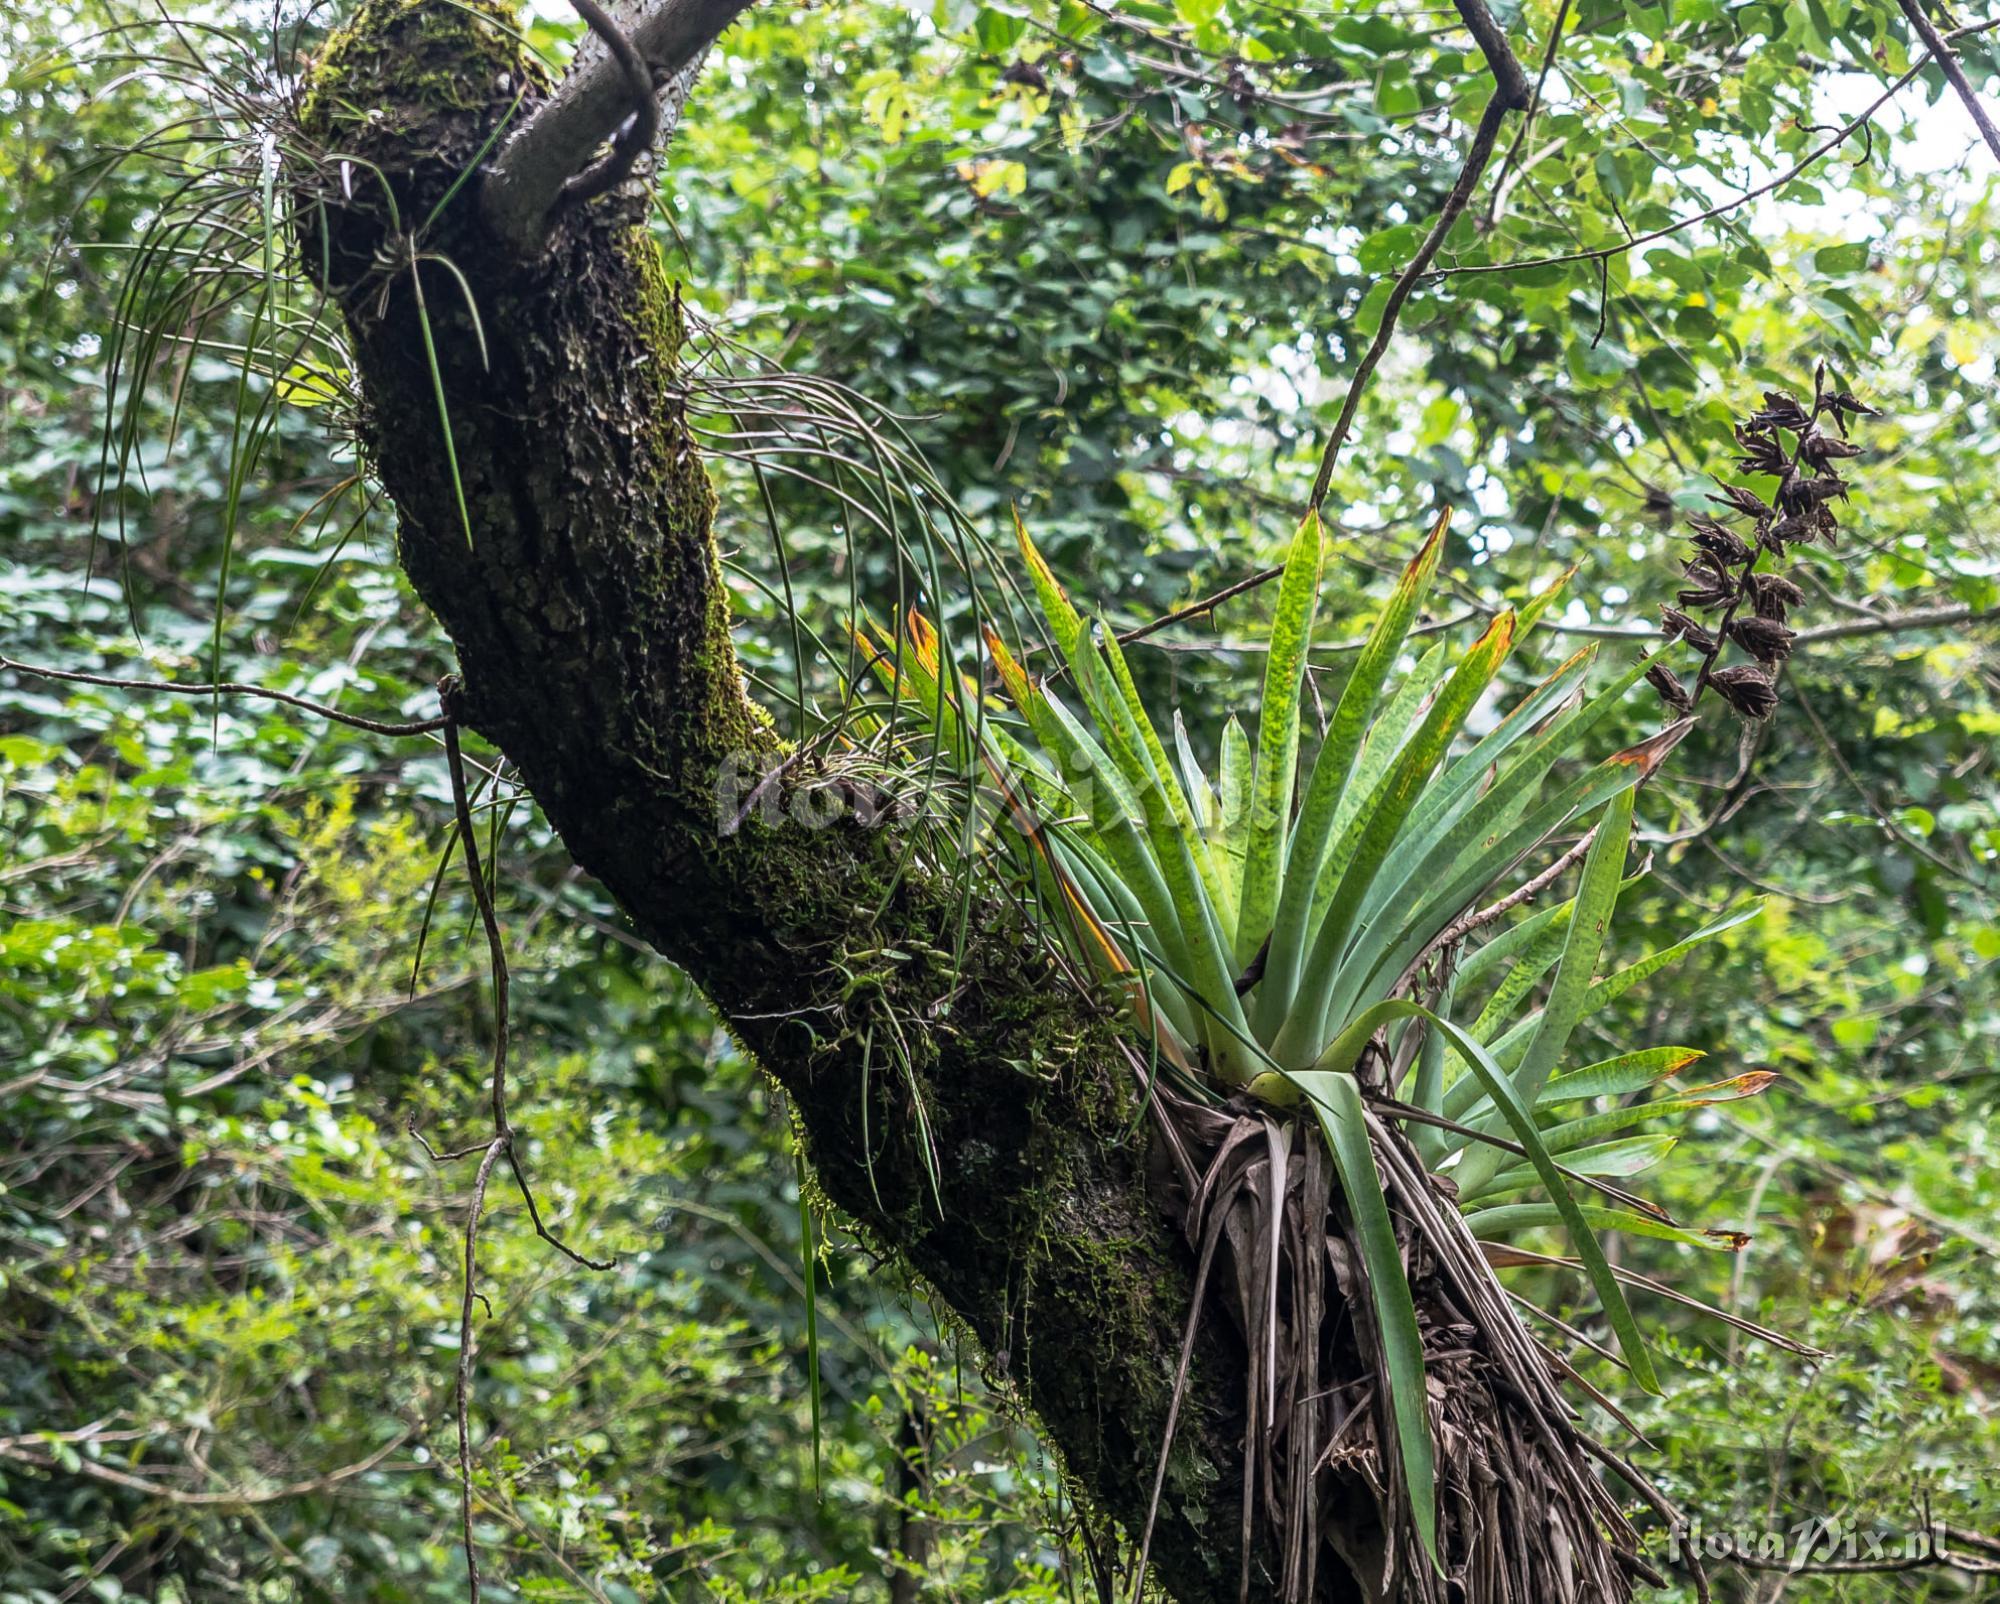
[859,509,1780,1576]
[1653,367,1875,722]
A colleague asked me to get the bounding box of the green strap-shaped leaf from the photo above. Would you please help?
[1252,509,1446,1035]
[1475,901,1768,1083]
[1368,644,1661,944]
[1320,638,1451,886]
[1538,1046,1706,1106]
[1173,711,1215,833]
[1175,712,1237,936]
[1296,1071,1440,1568]
[1014,506,1081,657]
[1070,634,1252,1073]
[1275,1000,1661,1393]
[1235,509,1325,967]
[1452,786,1636,1197]
[1329,723,1688,1038]
[1463,1203,1746,1253]
[1461,1135,1678,1203]
[1363,646,1597,920]
[987,629,1193,982]
[1271,612,1517,1067]
[1098,622,1232,928]
[1217,714,1251,908]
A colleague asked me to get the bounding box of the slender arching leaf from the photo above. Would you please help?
[1464,1203,1748,1253]
[1262,999,1661,1392]
[1477,901,1768,1078]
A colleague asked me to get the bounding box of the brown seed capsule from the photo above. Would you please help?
[1747,572,1805,621]
[1679,583,1734,611]
[1710,480,1772,519]
[1646,662,1694,713]
[1730,614,1796,662]
[1751,391,1812,431]
[1779,471,1849,513]
[1690,525,1754,565]
[1661,606,1718,652]
[1711,664,1779,720]
[1734,424,1790,477]
[1764,511,1814,549]
[1800,428,1862,465]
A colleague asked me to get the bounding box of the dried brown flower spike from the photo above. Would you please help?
[1647,363,1870,723]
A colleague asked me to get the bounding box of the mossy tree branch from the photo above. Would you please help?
[293,4,1640,1600]
[297,3,1297,1598]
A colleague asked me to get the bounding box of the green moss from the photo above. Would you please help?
[298,0,536,171]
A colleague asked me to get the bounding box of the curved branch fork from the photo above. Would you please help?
[294,5,1652,1599]
[481,0,758,252]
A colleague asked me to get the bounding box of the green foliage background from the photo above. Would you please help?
[2,0,1997,1598]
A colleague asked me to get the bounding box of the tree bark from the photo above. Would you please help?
[292,4,1645,1600]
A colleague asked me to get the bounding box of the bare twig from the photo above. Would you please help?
[0,655,449,737]
[427,702,615,1603]
[1432,18,2000,281]
[455,1134,509,1604]
[1388,825,1598,997]
[1305,0,1528,507]
[1898,0,2000,164]
[1115,563,1286,648]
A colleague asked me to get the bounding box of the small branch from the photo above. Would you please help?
[556,0,660,211]
[0,1432,411,1508]
[1116,563,1286,648]
[1898,0,2000,164]
[1304,0,1527,506]
[482,0,758,252]
[1483,0,1573,226]
[1794,602,2000,642]
[1390,826,1598,998]
[1432,17,2000,281]
[0,655,449,737]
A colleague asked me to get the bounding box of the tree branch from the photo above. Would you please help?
[1431,17,2000,281]
[1305,0,1527,506]
[481,0,757,252]
[1898,0,2000,164]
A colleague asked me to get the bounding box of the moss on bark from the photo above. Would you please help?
[287,9,1642,1603]
[290,7,1290,1600]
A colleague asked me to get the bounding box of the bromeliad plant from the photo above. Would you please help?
[859,506,1780,1584]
